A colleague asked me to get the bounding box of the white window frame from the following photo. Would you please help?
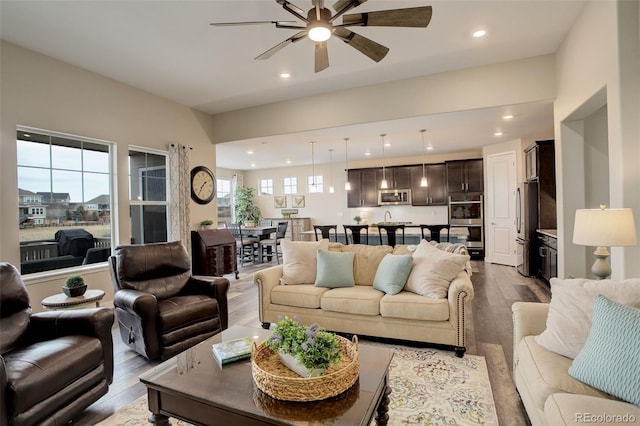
[283,177,297,194]
[307,175,324,193]
[260,178,273,195]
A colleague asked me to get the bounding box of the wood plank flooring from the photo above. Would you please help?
[73,259,550,425]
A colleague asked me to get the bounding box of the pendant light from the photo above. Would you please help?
[420,129,428,187]
[344,138,351,191]
[328,148,335,193]
[380,133,388,189]
[310,141,316,190]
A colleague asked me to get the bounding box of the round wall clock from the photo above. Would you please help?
[190,166,216,204]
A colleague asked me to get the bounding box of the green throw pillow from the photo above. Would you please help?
[314,250,355,288]
[568,295,640,406]
[373,254,413,295]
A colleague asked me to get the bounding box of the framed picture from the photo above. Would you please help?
[292,195,305,208]
[274,196,287,208]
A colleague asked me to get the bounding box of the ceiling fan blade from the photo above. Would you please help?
[255,31,308,60]
[315,41,329,73]
[333,27,389,62]
[333,0,367,13]
[276,0,309,23]
[210,20,297,27]
[342,6,432,27]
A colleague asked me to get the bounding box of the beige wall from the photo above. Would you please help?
[1,41,219,311]
[554,0,640,279]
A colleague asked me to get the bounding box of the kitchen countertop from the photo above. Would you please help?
[537,229,557,238]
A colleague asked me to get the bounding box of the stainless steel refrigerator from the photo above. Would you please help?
[515,181,538,276]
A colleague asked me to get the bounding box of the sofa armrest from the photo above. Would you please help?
[512,301,549,374]
[187,276,230,330]
[254,265,284,323]
[27,308,115,383]
[1,355,7,426]
[447,271,475,349]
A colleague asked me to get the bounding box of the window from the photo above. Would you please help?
[283,177,297,194]
[308,175,324,193]
[17,128,113,274]
[128,149,168,244]
[260,179,273,195]
[217,177,232,225]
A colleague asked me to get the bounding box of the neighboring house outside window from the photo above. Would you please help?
[260,178,273,195]
[307,175,324,193]
[16,128,113,274]
[283,177,297,194]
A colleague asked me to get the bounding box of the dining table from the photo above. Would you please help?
[240,226,276,263]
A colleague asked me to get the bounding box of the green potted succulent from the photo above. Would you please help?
[353,216,362,224]
[63,274,87,297]
[200,219,213,229]
[266,316,341,377]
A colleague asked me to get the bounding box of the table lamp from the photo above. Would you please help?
[572,205,637,279]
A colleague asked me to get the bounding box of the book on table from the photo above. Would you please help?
[212,337,253,366]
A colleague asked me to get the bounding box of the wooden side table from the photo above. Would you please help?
[41,289,106,310]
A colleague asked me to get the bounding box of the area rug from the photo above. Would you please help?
[97,346,497,426]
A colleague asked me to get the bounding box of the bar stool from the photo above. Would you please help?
[377,224,405,247]
[343,224,369,245]
[420,224,451,243]
[313,225,338,242]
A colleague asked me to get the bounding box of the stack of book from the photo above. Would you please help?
[212,337,253,366]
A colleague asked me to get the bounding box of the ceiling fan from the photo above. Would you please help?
[210,0,432,73]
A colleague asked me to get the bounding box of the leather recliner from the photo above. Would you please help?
[0,262,114,426]
[108,240,229,361]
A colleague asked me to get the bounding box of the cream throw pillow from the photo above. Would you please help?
[534,277,640,359]
[280,239,330,285]
[404,239,470,299]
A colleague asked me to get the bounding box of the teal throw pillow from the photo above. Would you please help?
[568,295,640,406]
[314,250,355,288]
[373,254,413,295]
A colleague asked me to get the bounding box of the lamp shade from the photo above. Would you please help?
[573,208,637,247]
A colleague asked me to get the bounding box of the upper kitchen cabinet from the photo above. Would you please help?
[376,166,412,189]
[347,168,379,207]
[409,164,447,205]
[446,159,484,194]
[525,140,556,229]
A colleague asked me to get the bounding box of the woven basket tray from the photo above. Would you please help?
[251,335,359,402]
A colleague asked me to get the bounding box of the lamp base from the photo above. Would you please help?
[591,246,611,280]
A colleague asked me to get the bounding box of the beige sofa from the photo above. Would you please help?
[512,302,640,425]
[254,242,474,357]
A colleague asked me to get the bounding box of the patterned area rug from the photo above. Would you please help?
[97,346,497,426]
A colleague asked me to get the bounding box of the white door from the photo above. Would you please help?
[486,152,517,265]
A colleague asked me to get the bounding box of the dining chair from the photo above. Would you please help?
[377,224,405,247]
[258,221,288,264]
[313,225,338,242]
[228,223,256,265]
[420,224,451,243]
[343,224,369,245]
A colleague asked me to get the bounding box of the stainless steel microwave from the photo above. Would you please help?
[378,189,412,205]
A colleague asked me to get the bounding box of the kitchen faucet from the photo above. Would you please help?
[384,210,392,222]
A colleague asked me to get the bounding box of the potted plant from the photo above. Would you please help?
[63,274,87,297]
[234,185,261,226]
[353,216,362,224]
[266,316,341,377]
[200,219,213,229]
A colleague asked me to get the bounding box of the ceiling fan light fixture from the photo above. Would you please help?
[308,24,332,42]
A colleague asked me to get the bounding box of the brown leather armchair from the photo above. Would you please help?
[108,241,229,361]
[0,262,114,426]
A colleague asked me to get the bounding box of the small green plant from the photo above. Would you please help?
[64,275,85,288]
[234,185,261,225]
[353,216,362,224]
[200,219,213,226]
[266,316,341,375]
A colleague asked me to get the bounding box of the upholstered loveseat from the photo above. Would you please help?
[512,278,640,425]
[254,239,474,356]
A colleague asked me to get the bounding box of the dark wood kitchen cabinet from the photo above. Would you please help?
[525,140,556,229]
[410,164,447,205]
[537,232,557,284]
[446,159,483,194]
[376,166,412,189]
[347,168,379,207]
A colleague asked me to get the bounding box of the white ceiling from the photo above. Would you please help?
[0,0,586,170]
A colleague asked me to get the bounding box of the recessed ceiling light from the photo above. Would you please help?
[285,159,291,164]
[426,146,434,151]
[503,114,514,120]
[247,149,254,154]
[251,162,256,167]
[365,152,371,156]
[494,131,504,136]
[280,73,290,79]
[472,29,486,38]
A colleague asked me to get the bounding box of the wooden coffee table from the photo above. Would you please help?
[139,325,394,425]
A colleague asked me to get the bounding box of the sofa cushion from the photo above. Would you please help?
[320,286,383,316]
[568,295,640,405]
[404,240,470,299]
[280,239,330,285]
[544,393,640,426]
[315,250,355,288]
[380,291,449,321]
[339,244,393,286]
[372,254,413,295]
[271,284,328,309]
[516,335,615,411]
[534,277,640,359]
